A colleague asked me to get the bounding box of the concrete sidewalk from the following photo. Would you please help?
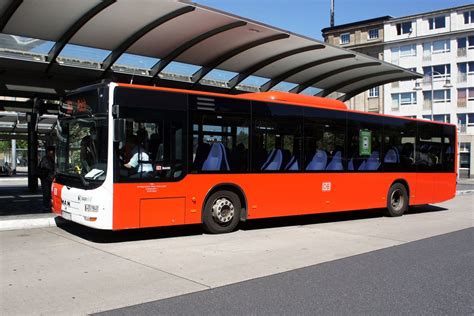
[1,194,472,315]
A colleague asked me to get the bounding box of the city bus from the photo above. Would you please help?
[52,82,457,233]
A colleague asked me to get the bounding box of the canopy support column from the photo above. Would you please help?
[27,101,38,192]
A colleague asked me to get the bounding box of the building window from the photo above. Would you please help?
[396,22,412,35]
[368,86,379,97]
[432,39,450,54]
[368,29,379,39]
[457,36,474,50]
[390,47,399,64]
[457,62,474,83]
[464,11,474,24]
[428,16,446,29]
[426,89,451,103]
[392,92,416,109]
[457,88,474,107]
[340,33,350,44]
[423,114,450,123]
[423,64,451,80]
[457,113,474,126]
[399,44,416,57]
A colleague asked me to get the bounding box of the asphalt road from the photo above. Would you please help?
[97,228,474,315]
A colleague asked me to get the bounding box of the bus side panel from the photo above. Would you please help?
[112,172,452,230]
[113,182,193,230]
[414,173,434,205]
[433,173,456,203]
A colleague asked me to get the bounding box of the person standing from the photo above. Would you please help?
[39,146,55,211]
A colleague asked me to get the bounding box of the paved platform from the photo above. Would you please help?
[96,228,474,315]
[1,194,472,315]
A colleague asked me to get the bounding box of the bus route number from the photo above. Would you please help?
[322,182,331,192]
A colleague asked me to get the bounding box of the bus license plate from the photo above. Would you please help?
[62,211,72,220]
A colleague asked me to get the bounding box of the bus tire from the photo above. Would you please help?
[202,190,241,234]
[384,183,408,217]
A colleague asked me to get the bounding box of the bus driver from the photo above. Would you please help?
[123,130,153,178]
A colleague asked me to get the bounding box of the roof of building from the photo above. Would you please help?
[321,16,393,34]
[386,4,474,23]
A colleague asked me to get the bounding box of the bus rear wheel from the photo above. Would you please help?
[202,190,241,234]
[384,183,408,217]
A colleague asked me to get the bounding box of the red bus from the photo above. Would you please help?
[52,83,457,233]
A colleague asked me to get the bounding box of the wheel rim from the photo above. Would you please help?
[211,197,235,224]
[390,189,404,212]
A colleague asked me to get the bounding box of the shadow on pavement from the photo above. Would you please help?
[54,204,447,244]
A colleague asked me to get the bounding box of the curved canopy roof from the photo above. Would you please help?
[0,0,421,100]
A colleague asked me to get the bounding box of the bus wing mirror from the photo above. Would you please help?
[113,119,126,142]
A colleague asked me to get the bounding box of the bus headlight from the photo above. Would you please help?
[85,204,99,212]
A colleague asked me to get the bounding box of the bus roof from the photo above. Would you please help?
[116,83,347,111]
[114,83,456,127]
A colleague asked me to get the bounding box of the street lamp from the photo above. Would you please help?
[413,70,453,121]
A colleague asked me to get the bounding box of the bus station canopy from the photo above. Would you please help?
[0,0,421,101]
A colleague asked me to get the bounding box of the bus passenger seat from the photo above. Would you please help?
[202,143,229,171]
[306,150,327,170]
[219,143,230,171]
[365,151,381,170]
[285,156,299,171]
[261,148,283,171]
[326,151,343,170]
[384,147,400,163]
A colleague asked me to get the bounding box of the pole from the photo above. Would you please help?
[430,72,434,121]
[28,99,39,192]
[11,138,16,172]
[330,0,335,27]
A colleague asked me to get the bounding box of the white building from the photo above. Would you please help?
[383,5,474,178]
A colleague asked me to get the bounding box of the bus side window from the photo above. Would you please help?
[383,117,416,172]
[347,113,383,171]
[416,121,444,172]
[252,102,303,172]
[304,107,346,171]
[190,97,250,173]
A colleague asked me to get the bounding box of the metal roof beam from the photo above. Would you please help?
[259,53,355,92]
[46,0,117,73]
[227,44,324,92]
[338,76,414,102]
[102,5,195,73]
[149,20,246,83]
[191,33,289,86]
[46,0,117,72]
[317,70,404,97]
[0,0,22,31]
[290,62,381,94]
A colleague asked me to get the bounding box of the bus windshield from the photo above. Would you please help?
[56,87,108,189]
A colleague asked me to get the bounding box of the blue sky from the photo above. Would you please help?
[195,0,473,40]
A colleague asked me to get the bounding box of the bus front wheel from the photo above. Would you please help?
[202,190,241,234]
[384,183,408,217]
